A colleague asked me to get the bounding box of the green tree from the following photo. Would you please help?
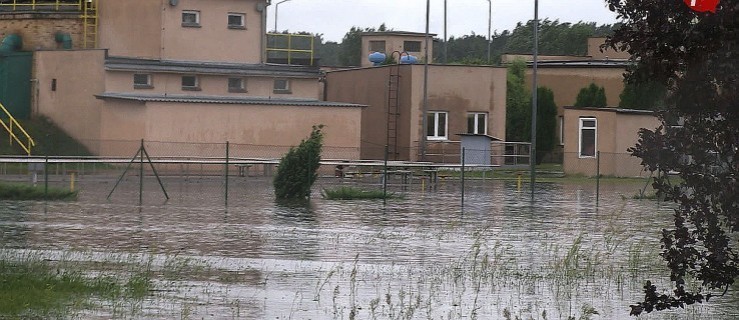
[618,76,667,110]
[505,59,530,142]
[574,83,607,107]
[273,125,324,200]
[604,0,738,315]
[535,87,558,164]
[339,24,388,66]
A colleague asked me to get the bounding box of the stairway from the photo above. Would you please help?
[0,101,35,155]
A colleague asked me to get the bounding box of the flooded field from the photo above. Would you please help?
[1,177,737,319]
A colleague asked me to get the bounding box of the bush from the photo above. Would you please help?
[273,125,324,200]
[574,83,607,108]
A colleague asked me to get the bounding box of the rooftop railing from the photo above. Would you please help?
[0,0,83,12]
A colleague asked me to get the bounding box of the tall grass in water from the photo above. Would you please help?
[322,186,399,200]
[0,251,151,318]
[0,183,77,200]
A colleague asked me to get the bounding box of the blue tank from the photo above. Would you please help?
[400,54,418,64]
[368,52,386,66]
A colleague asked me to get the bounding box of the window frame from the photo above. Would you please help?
[466,112,488,135]
[369,40,386,53]
[227,12,245,29]
[578,117,597,158]
[403,40,422,52]
[181,75,201,91]
[228,77,246,93]
[273,78,291,93]
[427,111,449,140]
[182,10,201,27]
[133,73,153,89]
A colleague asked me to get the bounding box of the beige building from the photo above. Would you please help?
[562,107,658,177]
[3,0,364,158]
[361,31,435,67]
[326,64,507,162]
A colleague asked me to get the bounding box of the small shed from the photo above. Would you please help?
[457,134,501,166]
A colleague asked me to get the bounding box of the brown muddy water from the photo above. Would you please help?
[1,177,737,319]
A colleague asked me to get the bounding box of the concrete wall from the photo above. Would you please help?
[0,13,83,50]
[563,107,659,177]
[361,34,432,67]
[33,49,107,152]
[98,0,162,58]
[326,64,506,161]
[588,37,630,60]
[99,0,265,63]
[105,71,319,99]
[98,101,362,158]
[524,67,626,113]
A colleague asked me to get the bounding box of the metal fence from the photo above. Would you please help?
[0,139,657,206]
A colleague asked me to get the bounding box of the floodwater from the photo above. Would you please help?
[1,176,737,319]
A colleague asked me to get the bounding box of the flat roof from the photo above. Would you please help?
[96,92,367,108]
[528,59,630,68]
[362,31,438,37]
[105,57,321,78]
[563,106,655,115]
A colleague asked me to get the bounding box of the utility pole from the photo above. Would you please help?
[530,0,539,198]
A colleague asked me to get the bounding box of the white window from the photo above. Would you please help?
[182,10,200,27]
[228,77,245,92]
[273,79,291,93]
[467,112,487,135]
[181,75,200,90]
[427,111,448,140]
[579,117,597,158]
[133,74,152,89]
[227,13,245,29]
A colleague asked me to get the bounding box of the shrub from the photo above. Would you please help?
[273,125,324,200]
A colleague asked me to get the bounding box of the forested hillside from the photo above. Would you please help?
[288,20,618,66]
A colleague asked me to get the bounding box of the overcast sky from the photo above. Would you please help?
[267,0,621,42]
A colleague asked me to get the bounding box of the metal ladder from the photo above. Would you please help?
[81,0,98,49]
[386,62,401,160]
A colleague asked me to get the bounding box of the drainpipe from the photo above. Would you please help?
[0,34,23,53]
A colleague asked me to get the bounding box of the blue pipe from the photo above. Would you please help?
[0,34,22,53]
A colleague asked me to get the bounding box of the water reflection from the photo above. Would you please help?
[0,178,735,319]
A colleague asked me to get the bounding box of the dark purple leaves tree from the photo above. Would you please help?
[604,0,738,316]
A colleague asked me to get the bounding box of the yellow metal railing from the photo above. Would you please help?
[266,33,315,65]
[81,0,98,48]
[0,0,84,11]
[0,102,35,156]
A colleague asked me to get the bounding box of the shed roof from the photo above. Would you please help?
[105,57,321,78]
[96,92,366,108]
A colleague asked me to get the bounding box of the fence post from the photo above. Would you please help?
[461,147,465,207]
[383,145,388,204]
[44,156,48,199]
[225,141,229,206]
[139,139,144,205]
[596,151,601,206]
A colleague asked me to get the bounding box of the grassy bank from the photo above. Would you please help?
[0,183,77,200]
[0,116,92,156]
[0,255,151,318]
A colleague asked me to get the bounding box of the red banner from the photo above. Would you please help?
[683,0,720,13]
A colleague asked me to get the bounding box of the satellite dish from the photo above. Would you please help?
[169,0,178,6]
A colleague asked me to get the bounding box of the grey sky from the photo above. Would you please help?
[268,0,621,42]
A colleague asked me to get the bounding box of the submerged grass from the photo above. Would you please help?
[322,186,399,200]
[0,255,151,318]
[0,182,77,200]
